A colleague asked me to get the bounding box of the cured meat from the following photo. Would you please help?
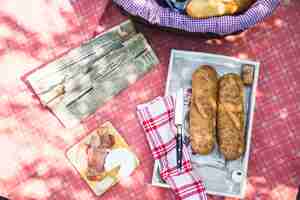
[86,129,115,181]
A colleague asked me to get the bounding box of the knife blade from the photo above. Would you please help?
[175,88,184,170]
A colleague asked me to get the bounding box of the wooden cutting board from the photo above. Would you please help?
[25,20,159,127]
[66,122,139,196]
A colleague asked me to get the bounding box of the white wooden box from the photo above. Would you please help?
[152,49,260,199]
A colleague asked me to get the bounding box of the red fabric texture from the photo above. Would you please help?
[0,0,299,200]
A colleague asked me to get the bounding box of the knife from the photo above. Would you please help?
[175,88,184,170]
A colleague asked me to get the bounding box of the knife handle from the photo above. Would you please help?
[176,126,183,170]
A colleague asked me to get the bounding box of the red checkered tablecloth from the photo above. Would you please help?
[0,0,299,200]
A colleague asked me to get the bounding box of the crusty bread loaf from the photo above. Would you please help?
[186,0,254,19]
[217,73,245,160]
[190,65,218,154]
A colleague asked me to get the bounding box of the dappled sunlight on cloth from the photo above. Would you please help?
[0,134,21,180]
[18,179,51,199]
[0,52,43,85]
[119,176,135,188]
[0,1,88,98]
[271,184,297,200]
[237,53,249,59]
[0,0,299,199]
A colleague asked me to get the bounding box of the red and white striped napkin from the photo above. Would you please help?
[137,96,207,200]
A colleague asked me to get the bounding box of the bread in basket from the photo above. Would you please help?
[113,0,280,35]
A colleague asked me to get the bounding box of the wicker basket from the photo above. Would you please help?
[113,0,280,35]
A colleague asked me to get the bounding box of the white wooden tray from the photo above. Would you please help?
[152,49,260,199]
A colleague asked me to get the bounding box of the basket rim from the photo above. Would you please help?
[113,0,280,34]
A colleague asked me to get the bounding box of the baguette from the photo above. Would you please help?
[217,73,245,160]
[190,65,218,154]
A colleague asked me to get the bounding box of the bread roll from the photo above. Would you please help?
[217,73,245,160]
[190,65,218,154]
[186,0,254,19]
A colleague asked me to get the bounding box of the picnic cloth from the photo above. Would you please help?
[137,96,207,200]
[0,0,300,200]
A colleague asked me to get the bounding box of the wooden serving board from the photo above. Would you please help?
[66,122,139,196]
[25,20,159,127]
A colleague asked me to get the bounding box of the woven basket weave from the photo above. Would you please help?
[113,0,280,35]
